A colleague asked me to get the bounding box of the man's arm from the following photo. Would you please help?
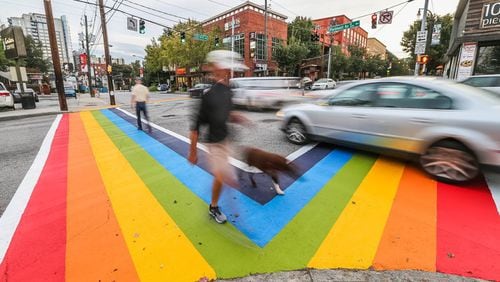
[188,130,198,165]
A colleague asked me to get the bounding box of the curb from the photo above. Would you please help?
[0,111,61,122]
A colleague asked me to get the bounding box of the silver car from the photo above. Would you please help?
[278,77,500,183]
[460,74,500,95]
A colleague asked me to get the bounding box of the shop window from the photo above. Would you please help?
[222,33,245,58]
[256,33,266,60]
[272,37,282,59]
[475,45,500,75]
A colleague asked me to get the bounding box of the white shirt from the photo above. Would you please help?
[132,84,149,102]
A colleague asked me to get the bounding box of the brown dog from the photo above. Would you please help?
[243,147,298,195]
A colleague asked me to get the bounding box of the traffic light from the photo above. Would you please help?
[215,37,219,47]
[139,19,145,34]
[180,32,186,43]
[419,55,429,64]
[371,13,377,29]
[311,32,319,41]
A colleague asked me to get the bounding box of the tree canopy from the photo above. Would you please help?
[401,13,453,73]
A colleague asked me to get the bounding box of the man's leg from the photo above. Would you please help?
[143,104,152,132]
[136,103,142,130]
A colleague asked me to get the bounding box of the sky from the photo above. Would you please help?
[0,0,460,63]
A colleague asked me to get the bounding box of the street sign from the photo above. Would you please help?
[416,31,428,43]
[193,33,209,41]
[378,10,394,24]
[431,24,442,45]
[127,17,138,32]
[414,42,426,54]
[328,20,360,33]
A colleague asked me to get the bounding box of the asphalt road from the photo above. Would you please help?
[0,115,55,216]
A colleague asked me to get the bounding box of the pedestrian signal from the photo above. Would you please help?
[215,37,219,47]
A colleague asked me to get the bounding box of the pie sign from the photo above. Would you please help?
[379,10,394,24]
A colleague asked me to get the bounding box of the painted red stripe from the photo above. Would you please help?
[0,115,69,281]
[437,177,500,281]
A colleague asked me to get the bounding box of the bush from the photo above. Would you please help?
[148,85,157,92]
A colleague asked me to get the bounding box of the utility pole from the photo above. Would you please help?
[264,0,268,76]
[84,15,94,97]
[414,0,429,76]
[99,0,115,105]
[327,18,337,79]
[231,16,235,78]
[43,0,67,111]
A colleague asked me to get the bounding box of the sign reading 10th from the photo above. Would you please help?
[481,1,500,28]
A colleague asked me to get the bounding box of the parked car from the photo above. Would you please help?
[64,86,77,98]
[278,77,500,184]
[302,77,313,90]
[460,74,500,95]
[14,88,39,103]
[231,77,305,109]
[0,82,14,109]
[157,83,170,92]
[188,83,212,98]
[311,78,336,90]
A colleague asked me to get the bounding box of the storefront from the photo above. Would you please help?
[446,0,500,80]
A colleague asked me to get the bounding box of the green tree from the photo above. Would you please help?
[287,16,321,59]
[274,38,309,76]
[401,13,453,73]
[23,35,49,73]
[0,42,14,71]
[329,45,348,79]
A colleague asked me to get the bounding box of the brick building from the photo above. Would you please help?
[202,1,288,76]
[312,15,368,56]
[367,38,387,59]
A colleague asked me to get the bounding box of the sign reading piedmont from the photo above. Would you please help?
[328,20,360,33]
[481,1,500,28]
[193,33,209,41]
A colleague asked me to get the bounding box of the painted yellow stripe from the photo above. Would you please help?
[80,111,215,281]
[308,157,405,269]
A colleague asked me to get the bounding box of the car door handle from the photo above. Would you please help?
[352,114,368,119]
[410,118,434,124]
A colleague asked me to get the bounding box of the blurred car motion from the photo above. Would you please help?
[0,82,14,109]
[188,83,212,98]
[278,77,500,183]
[14,88,39,102]
[460,74,500,95]
[231,77,305,110]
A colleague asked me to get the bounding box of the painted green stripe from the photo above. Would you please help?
[93,111,375,278]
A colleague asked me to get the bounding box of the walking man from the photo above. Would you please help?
[130,77,151,132]
[188,50,248,224]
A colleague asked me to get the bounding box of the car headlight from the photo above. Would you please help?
[276,110,285,118]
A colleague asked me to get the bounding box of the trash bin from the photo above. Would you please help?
[21,92,36,109]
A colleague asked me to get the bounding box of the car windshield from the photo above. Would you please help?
[0,84,5,90]
[316,79,328,83]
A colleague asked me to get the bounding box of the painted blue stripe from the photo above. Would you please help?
[101,109,353,247]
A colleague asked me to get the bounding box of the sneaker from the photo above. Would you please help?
[209,205,227,224]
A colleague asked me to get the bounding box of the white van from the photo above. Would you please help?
[230,77,305,110]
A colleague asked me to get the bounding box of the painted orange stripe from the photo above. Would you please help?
[66,113,139,281]
[373,166,437,271]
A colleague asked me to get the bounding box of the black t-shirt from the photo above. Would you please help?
[191,82,233,143]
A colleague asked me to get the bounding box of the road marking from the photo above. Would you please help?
[308,158,405,269]
[82,111,215,281]
[484,171,500,214]
[66,113,139,281]
[373,166,437,271]
[0,115,62,263]
[115,107,317,172]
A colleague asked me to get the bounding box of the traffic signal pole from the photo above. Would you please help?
[99,0,116,105]
[414,0,429,76]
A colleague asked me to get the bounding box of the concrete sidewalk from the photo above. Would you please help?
[0,93,122,122]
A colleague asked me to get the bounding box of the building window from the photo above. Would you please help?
[256,33,267,60]
[475,44,500,75]
[272,37,282,59]
[222,33,245,58]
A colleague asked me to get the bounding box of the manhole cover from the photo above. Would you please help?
[260,119,280,123]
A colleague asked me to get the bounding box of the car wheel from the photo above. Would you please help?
[285,118,309,145]
[419,140,479,183]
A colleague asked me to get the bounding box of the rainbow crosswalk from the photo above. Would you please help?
[1,110,499,281]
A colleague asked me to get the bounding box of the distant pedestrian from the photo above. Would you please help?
[130,77,151,132]
[188,50,249,224]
